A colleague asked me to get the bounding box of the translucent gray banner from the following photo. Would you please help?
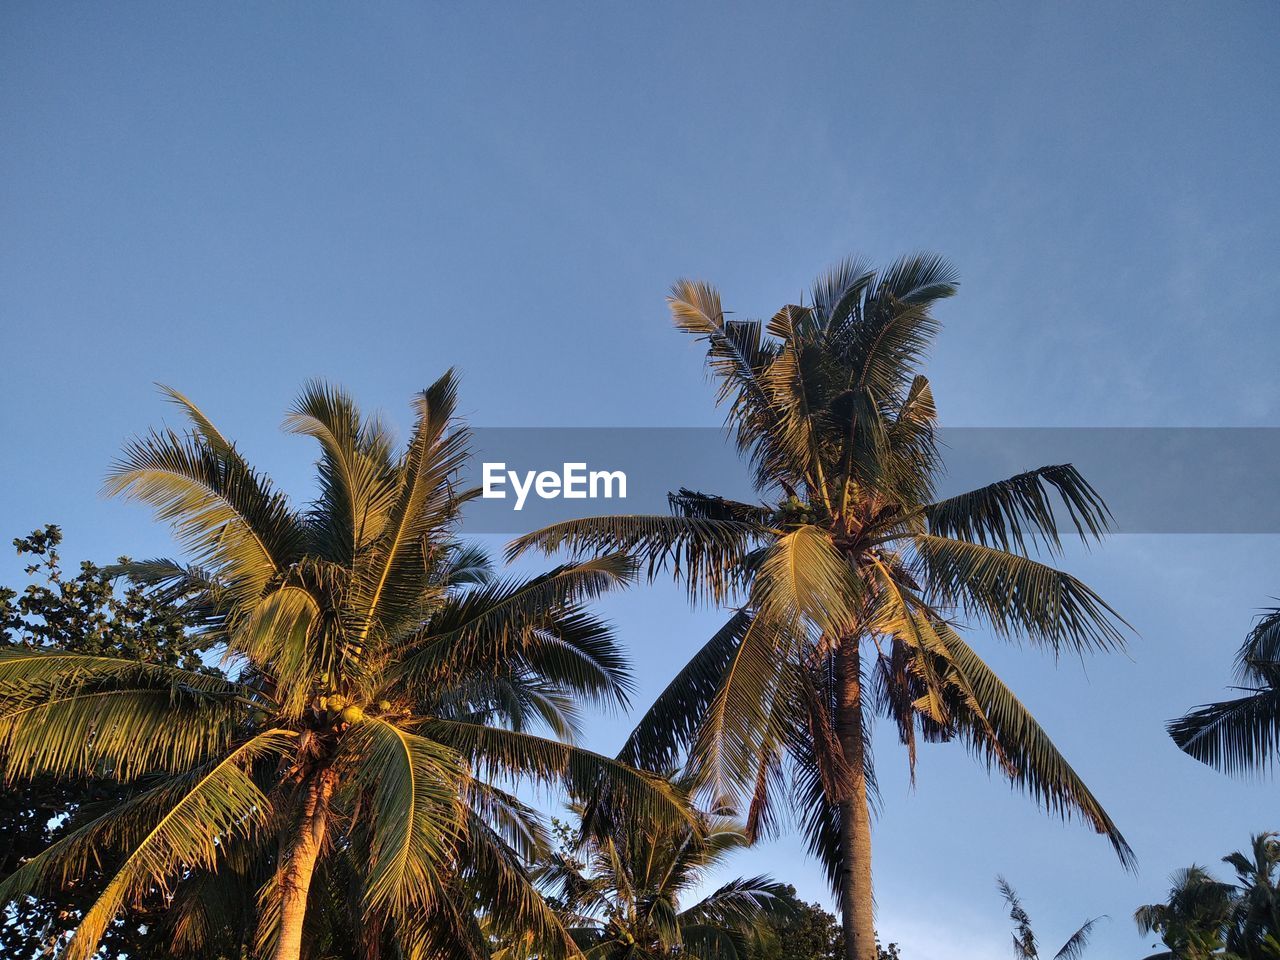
[457,428,1280,534]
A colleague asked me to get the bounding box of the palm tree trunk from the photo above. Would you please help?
[834,637,877,960]
[271,768,335,960]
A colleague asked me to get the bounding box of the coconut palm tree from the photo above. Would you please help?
[1169,608,1280,775]
[1135,836,1280,960]
[1135,866,1238,960]
[536,784,789,960]
[997,876,1104,960]
[509,256,1132,960]
[0,376,687,960]
[1224,833,1280,960]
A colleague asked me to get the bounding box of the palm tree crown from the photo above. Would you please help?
[1137,835,1280,960]
[538,783,789,960]
[510,256,1132,960]
[998,876,1104,960]
[0,376,686,960]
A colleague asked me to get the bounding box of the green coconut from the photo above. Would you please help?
[340,704,365,724]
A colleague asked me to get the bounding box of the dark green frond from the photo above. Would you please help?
[1168,687,1280,775]
[925,464,1111,557]
[618,608,753,771]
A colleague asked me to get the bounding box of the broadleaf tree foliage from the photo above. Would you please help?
[511,255,1132,960]
[0,377,688,960]
[0,525,207,957]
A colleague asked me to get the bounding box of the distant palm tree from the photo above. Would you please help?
[1224,833,1280,959]
[511,257,1132,960]
[997,876,1104,959]
[0,377,686,960]
[1135,866,1238,960]
[1135,835,1280,960]
[537,785,789,960]
[1170,609,1280,775]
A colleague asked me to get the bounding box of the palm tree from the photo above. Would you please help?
[1135,866,1238,960]
[997,876,1103,959]
[0,376,687,960]
[509,256,1132,960]
[1169,608,1280,775]
[536,784,789,960]
[1224,833,1280,960]
[1135,836,1280,960]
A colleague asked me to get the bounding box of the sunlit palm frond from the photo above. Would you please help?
[507,514,766,604]
[228,584,320,716]
[688,616,798,805]
[910,534,1127,654]
[284,379,400,564]
[0,650,249,782]
[4,729,294,960]
[104,427,305,604]
[351,370,470,644]
[340,717,468,922]
[752,524,861,637]
[421,718,691,829]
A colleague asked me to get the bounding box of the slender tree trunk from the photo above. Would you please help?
[270,769,335,960]
[834,637,877,960]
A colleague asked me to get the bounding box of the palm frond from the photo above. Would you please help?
[2,729,294,960]
[921,618,1134,867]
[341,717,467,921]
[104,427,305,604]
[507,514,765,604]
[460,805,578,960]
[283,379,399,563]
[1168,687,1280,775]
[925,464,1111,557]
[0,650,249,782]
[420,719,692,829]
[688,616,797,804]
[1054,916,1106,960]
[752,524,860,636]
[352,370,470,643]
[618,609,754,771]
[910,534,1127,654]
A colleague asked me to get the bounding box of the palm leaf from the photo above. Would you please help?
[420,718,691,829]
[341,717,467,921]
[925,464,1111,557]
[618,608,755,771]
[507,514,765,604]
[1168,687,1280,775]
[4,730,294,960]
[104,428,304,605]
[910,534,1127,654]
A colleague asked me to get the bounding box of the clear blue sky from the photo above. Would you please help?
[3,3,1279,956]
